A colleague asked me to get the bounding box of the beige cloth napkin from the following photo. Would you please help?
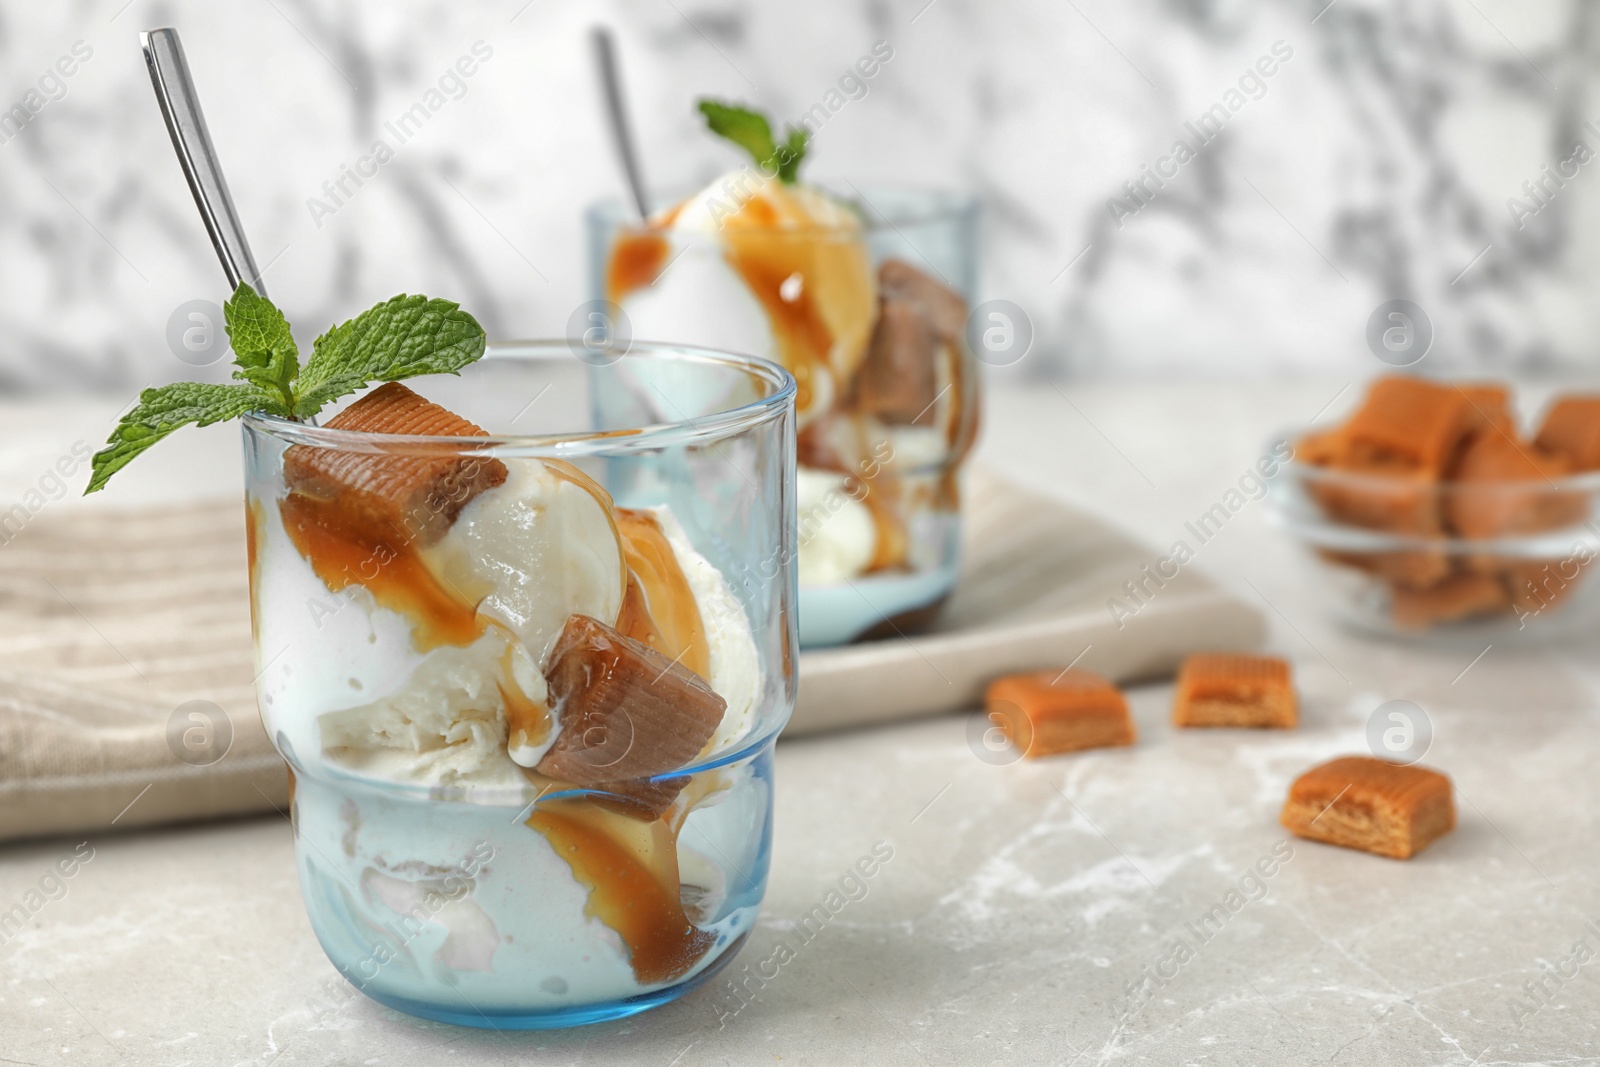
[0,503,287,843]
[0,470,1262,843]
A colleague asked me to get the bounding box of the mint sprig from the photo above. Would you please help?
[696,100,808,184]
[85,285,487,494]
[292,294,488,418]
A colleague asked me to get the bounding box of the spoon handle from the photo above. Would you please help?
[591,26,651,220]
[141,27,268,297]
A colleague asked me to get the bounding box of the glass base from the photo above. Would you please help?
[355,931,751,1030]
[798,560,958,648]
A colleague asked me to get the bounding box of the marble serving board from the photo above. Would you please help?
[790,468,1265,735]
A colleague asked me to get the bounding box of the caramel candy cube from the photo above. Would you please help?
[985,670,1135,758]
[282,382,507,547]
[1389,571,1507,629]
[1293,428,1348,467]
[1342,376,1473,474]
[1281,756,1455,859]
[537,614,726,787]
[857,298,940,426]
[1310,461,1442,535]
[1305,377,1476,536]
[1447,432,1578,539]
[1535,395,1600,470]
[878,258,969,343]
[1173,653,1296,728]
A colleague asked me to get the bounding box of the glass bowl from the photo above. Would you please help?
[1268,431,1600,641]
[587,186,981,648]
[243,341,796,1028]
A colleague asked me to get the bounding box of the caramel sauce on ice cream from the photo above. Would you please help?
[280,490,489,652]
[615,508,711,679]
[608,232,673,302]
[527,798,715,984]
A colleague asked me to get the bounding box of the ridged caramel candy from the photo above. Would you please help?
[858,297,940,426]
[985,669,1135,758]
[1341,377,1474,474]
[282,382,506,547]
[1281,756,1455,859]
[1302,377,1474,537]
[537,614,725,787]
[1172,653,1296,729]
[878,258,968,342]
[1535,394,1600,470]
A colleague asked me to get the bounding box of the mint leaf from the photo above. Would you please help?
[776,126,808,183]
[697,100,809,184]
[86,383,283,494]
[85,289,488,494]
[292,294,487,418]
[225,283,299,412]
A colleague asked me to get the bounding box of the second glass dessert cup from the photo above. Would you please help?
[588,185,981,648]
[243,342,796,1029]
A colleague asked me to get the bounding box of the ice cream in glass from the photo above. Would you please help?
[239,341,796,1028]
[591,100,980,647]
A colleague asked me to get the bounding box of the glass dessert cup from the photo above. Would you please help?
[243,342,796,1029]
[588,185,981,648]
[1268,435,1600,642]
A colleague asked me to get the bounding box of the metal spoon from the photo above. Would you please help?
[591,26,651,220]
[141,27,268,297]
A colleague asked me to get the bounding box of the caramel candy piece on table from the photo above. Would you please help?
[1172,653,1296,729]
[1389,571,1507,629]
[537,614,726,788]
[985,670,1135,757]
[282,382,507,547]
[1281,756,1455,859]
[1535,394,1600,470]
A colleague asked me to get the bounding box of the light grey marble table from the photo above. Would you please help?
[2,380,1598,1066]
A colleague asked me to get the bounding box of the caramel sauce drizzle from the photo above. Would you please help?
[495,635,552,754]
[723,237,835,415]
[527,797,714,985]
[614,509,711,679]
[279,492,486,652]
[606,233,672,305]
[851,474,909,573]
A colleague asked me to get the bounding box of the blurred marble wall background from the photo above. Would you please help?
[0,0,1594,391]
